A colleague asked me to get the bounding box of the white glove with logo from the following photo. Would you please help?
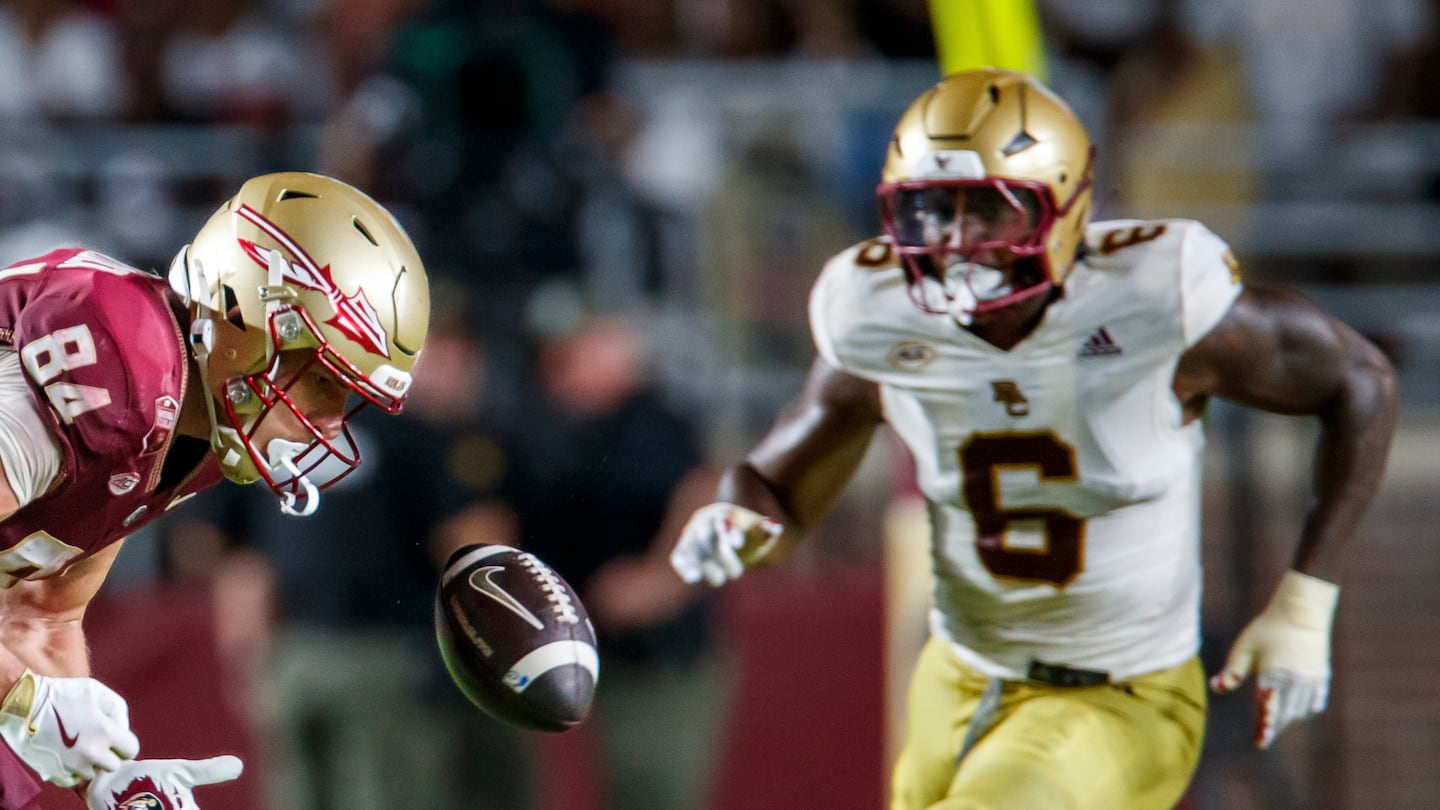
[0,670,140,787]
[1210,570,1340,749]
[86,755,243,809]
[670,502,783,587]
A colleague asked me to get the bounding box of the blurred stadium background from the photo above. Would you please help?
[9,0,1440,808]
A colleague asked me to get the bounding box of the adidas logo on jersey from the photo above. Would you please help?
[1079,327,1123,358]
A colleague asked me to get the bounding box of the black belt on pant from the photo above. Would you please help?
[1026,659,1110,687]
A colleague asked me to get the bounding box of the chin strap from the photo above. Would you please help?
[963,279,1055,322]
[187,316,231,458]
[173,244,230,463]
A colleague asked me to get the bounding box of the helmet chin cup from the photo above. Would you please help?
[266,439,319,517]
[942,263,1013,326]
[945,262,1010,298]
[947,292,976,326]
[943,269,979,326]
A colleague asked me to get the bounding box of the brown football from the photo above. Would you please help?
[435,544,598,732]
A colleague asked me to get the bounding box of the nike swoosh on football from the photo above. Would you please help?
[469,566,545,630]
[52,708,78,748]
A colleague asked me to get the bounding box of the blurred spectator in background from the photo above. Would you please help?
[786,0,871,59]
[854,0,934,61]
[498,284,732,810]
[381,0,613,291]
[706,120,858,380]
[1181,0,1433,178]
[1037,0,1188,183]
[562,90,674,313]
[0,0,129,124]
[159,0,327,127]
[176,287,534,810]
[314,0,430,196]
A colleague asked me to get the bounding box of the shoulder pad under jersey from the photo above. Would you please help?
[1,249,187,460]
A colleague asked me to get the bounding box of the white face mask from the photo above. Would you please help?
[943,262,1012,325]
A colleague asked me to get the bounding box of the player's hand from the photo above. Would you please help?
[85,755,243,810]
[0,670,140,787]
[1210,570,1340,749]
[670,502,783,587]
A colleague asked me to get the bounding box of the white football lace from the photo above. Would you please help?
[520,553,579,625]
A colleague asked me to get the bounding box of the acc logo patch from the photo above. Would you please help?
[109,473,141,495]
[887,341,936,370]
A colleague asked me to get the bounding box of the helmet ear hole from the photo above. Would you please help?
[222,285,244,330]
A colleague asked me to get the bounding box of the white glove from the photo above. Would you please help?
[670,502,783,587]
[0,670,140,787]
[86,755,243,810]
[1210,570,1339,749]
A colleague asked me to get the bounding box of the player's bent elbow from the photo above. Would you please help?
[1346,337,1401,423]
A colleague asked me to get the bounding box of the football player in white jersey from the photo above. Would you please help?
[670,69,1399,809]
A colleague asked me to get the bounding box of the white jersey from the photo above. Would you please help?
[810,219,1243,681]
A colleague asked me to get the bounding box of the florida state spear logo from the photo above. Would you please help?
[234,204,390,359]
[113,776,172,809]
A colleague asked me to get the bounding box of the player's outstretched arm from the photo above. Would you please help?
[671,357,885,586]
[0,543,143,784]
[1174,283,1400,748]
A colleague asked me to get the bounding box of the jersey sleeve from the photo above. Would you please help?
[809,239,912,375]
[10,256,184,461]
[809,246,860,370]
[1177,222,1243,346]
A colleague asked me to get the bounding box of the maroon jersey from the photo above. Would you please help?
[0,248,221,582]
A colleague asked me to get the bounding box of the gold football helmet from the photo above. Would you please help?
[169,172,430,515]
[878,69,1094,317]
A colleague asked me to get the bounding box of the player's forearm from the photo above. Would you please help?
[718,463,796,532]
[1293,342,1399,581]
[0,617,90,680]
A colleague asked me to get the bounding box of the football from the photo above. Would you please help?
[435,544,599,732]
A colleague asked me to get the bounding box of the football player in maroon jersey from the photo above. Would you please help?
[0,172,429,809]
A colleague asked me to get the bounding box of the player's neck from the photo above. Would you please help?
[961,290,1054,350]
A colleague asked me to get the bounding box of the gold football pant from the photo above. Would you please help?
[892,637,1206,810]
